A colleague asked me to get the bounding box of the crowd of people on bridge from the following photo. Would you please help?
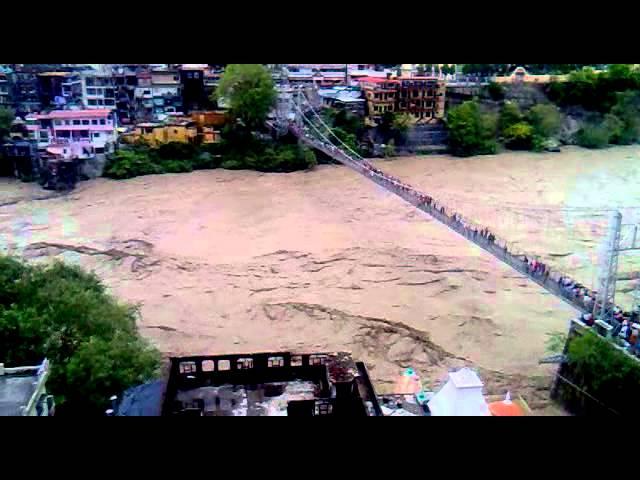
[292,117,640,354]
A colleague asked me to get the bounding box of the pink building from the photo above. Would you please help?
[25,109,117,154]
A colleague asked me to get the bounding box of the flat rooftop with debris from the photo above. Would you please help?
[115,352,383,416]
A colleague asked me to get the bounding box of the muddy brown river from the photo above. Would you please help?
[2,145,639,414]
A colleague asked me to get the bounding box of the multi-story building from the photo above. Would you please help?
[397,76,446,122]
[356,74,446,125]
[358,76,400,125]
[0,70,10,107]
[180,65,206,112]
[151,69,182,117]
[82,72,116,110]
[11,70,41,115]
[25,109,117,154]
[37,72,83,110]
[113,64,148,125]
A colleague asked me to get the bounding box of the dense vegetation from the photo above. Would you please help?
[557,330,640,415]
[0,106,15,141]
[447,65,640,156]
[546,65,640,148]
[463,64,605,76]
[446,101,498,156]
[0,256,161,415]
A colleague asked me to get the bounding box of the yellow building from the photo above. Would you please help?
[121,122,198,146]
[121,119,222,146]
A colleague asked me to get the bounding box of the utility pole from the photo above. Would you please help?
[593,211,623,324]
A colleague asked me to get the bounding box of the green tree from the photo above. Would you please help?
[564,330,640,415]
[0,257,161,415]
[446,101,498,157]
[215,64,276,130]
[0,106,15,140]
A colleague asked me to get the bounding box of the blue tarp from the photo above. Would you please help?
[115,381,165,416]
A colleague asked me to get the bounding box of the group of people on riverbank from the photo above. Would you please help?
[294,122,639,344]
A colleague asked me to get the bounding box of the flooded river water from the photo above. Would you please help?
[2,145,639,413]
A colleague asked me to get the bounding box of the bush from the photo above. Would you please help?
[527,104,563,139]
[0,257,161,415]
[563,330,640,415]
[498,102,523,135]
[503,122,534,150]
[486,82,506,101]
[383,139,396,158]
[446,101,498,157]
[302,147,317,169]
[575,123,612,149]
[609,91,640,144]
[103,150,162,179]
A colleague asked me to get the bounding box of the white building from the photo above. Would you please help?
[25,109,117,154]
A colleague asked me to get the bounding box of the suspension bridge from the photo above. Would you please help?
[270,87,640,334]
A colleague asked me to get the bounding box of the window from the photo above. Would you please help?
[309,355,327,366]
[92,132,101,138]
[267,356,284,368]
[188,72,194,79]
[179,361,197,374]
[237,358,254,370]
[88,99,97,106]
[87,88,97,95]
[99,119,106,125]
[56,130,71,138]
[54,120,63,126]
[291,356,303,367]
[73,120,81,125]
[82,120,90,125]
[218,359,231,371]
[202,360,215,372]
[65,120,71,125]
[95,147,105,154]
[173,75,179,81]
[39,131,49,141]
[91,119,98,125]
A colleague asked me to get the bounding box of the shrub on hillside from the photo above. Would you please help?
[609,91,640,144]
[498,102,523,136]
[486,82,506,101]
[446,101,497,157]
[0,257,161,415]
[527,104,563,139]
[564,330,640,416]
[575,123,612,149]
[503,122,534,150]
[103,150,162,179]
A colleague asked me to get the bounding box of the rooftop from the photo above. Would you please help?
[33,109,113,120]
[115,352,382,416]
[0,374,38,416]
[0,360,49,416]
[355,76,399,84]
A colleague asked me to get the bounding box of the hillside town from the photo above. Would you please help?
[2,63,640,416]
[1,63,593,189]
